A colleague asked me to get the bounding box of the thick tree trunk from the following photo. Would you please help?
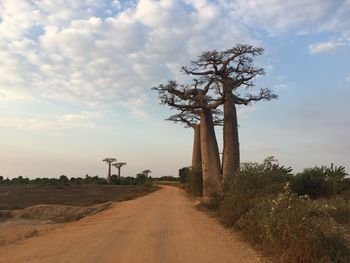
[107,163,112,184]
[222,91,240,192]
[118,167,121,179]
[192,125,202,170]
[200,109,221,199]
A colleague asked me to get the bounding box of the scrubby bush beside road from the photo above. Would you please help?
[194,157,350,263]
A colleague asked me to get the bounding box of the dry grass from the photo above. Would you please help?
[0,184,158,211]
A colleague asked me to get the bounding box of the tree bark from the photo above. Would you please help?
[222,89,240,192]
[117,167,121,179]
[200,108,221,199]
[192,125,202,170]
[107,163,112,184]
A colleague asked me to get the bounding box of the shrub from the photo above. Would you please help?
[136,173,147,184]
[323,198,350,225]
[59,175,69,185]
[218,192,253,226]
[157,175,179,181]
[291,164,348,199]
[204,158,350,263]
[187,167,203,196]
[177,166,203,196]
[203,191,225,211]
[236,185,350,262]
[179,167,190,184]
[339,178,350,199]
[217,157,292,226]
[237,156,292,196]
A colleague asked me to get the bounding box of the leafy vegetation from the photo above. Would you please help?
[290,164,348,199]
[178,166,203,196]
[0,173,161,187]
[193,157,350,263]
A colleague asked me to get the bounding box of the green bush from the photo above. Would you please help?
[187,167,203,196]
[136,173,147,184]
[217,157,292,226]
[178,166,203,196]
[203,158,350,263]
[237,156,292,195]
[179,167,190,184]
[291,165,348,199]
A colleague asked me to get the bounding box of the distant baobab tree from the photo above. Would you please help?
[113,162,127,179]
[182,44,277,192]
[142,170,152,177]
[103,158,116,184]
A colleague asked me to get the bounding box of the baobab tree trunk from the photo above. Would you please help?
[117,167,121,179]
[107,163,112,184]
[200,109,221,200]
[192,125,202,170]
[222,90,240,192]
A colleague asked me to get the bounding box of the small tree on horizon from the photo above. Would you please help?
[103,158,116,184]
[113,162,127,179]
[142,170,152,177]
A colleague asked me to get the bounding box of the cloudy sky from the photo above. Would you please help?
[0,0,349,179]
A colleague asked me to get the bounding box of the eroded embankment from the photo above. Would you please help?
[0,202,112,246]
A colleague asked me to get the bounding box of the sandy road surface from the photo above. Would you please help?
[0,186,263,263]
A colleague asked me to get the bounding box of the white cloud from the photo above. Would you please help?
[0,0,348,116]
[224,0,335,33]
[0,0,255,112]
[0,111,102,130]
[118,97,149,118]
[308,41,343,54]
[309,0,350,54]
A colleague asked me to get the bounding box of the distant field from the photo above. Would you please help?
[0,185,158,210]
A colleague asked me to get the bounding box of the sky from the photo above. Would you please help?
[0,0,349,179]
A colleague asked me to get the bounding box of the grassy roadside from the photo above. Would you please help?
[184,158,350,263]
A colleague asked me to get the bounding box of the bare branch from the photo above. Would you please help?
[234,88,278,105]
[208,99,224,109]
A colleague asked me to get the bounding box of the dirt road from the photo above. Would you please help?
[0,186,263,263]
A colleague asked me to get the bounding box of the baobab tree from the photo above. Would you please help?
[142,169,152,177]
[167,109,202,170]
[153,80,223,199]
[103,158,116,184]
[112,162,127,179]
[167,109,223,171]
[182,44,278,192]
